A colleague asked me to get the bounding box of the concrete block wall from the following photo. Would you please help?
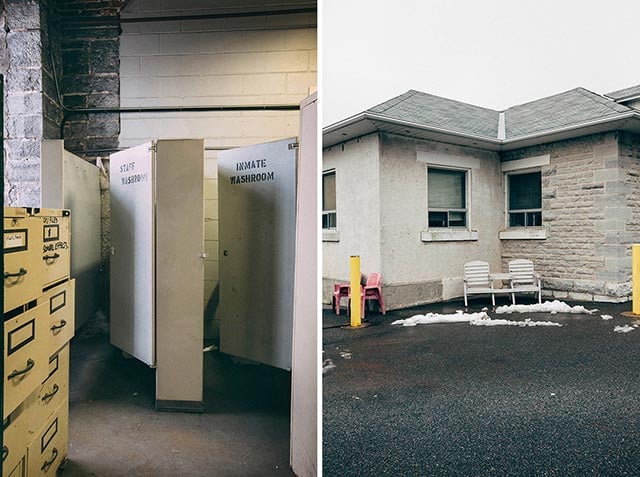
[118,5,316,337]
[501,132,631,302]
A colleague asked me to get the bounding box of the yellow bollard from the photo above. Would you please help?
[350,255,361,327]
[634,245,640,315]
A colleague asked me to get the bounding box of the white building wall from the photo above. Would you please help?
[378,134,503,308]
[118,5,316,335]
[322,134,382,301]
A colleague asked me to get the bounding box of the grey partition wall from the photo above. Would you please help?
[218,138,297,371]
[41,140,101,330]
[110,139,204,411]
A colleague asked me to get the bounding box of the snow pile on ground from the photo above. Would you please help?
[323,358,336,374]
[391,311,490,327]
[470,318,562,327]
[601,314,613,320]
[495,300,597,315]
[614,325,635,333]
[391,311,561,327]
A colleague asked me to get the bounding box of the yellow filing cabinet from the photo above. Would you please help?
[4,209,42,313]
[4,303,49,419]
[3,208,74,477]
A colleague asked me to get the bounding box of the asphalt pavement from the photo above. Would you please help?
[323,297,640,476]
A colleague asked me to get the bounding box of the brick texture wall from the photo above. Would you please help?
[501,132,631,301]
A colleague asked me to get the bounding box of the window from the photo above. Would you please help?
[322,170,337,229]
[427,167,467,227]
[508,171,541,227]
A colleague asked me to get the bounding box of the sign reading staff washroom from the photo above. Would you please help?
[218,138,298,371]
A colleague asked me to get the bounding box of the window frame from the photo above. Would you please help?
[505,169,542,228]
[426,165,469,229]
[322,169,337,230]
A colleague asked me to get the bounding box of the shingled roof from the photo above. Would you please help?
[368,90,500,138]
[606,84,640,101]
[365,87,632,141]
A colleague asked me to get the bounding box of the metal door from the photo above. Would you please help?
[218,138,297,370]
[109,142,155,366]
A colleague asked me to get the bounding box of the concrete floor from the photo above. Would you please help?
[64,323,293,477]
[323,297,640,476]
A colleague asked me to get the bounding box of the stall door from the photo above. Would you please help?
[218,138,297,370]
[110,142,155,366]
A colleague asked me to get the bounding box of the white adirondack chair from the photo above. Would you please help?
[463,261,495,307]
[508,259,542,304]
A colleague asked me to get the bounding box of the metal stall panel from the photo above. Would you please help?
[218,138,297,370]
[155,139,204,410]
[109,143,155,366]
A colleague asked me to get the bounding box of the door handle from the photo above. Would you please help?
[43,252,61,261]
[4,267,27,279]
[51,320,67,332]
[41,448,58,472]
[8,358,35,379]
[42,383,60,401]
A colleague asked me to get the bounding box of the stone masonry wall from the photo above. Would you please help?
[619,132,640,269]
[501,131,631,302]
[3,0,44,206]
[57,0,124,157]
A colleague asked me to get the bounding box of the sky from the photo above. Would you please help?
[322,0,640,126]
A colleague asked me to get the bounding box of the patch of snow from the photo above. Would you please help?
[614,325,635,333]
[481,307,488,312]
[391,311,561,328]
[495,300,597,315]
[391,311,490,326]
[323,358,336,374]
[601,314,613,321]
[470,318,562,327]
[339,351,352,359]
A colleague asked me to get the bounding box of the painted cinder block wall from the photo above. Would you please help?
[118,4,316,337]
[501,131,634,302]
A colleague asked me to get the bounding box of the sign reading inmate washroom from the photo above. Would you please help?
[218,138,297,371]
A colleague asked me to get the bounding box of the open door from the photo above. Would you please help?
[109,142,155,366]
[218,138,297,370]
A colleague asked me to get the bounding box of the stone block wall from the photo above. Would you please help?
[501,132,632,301]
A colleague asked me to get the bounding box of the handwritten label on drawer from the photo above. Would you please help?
[43,225,60,242]
[41,417,58,453]
[50,291,66,314]
[4,229,27,253]
[8,319,35,356]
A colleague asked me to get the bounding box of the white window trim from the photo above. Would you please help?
[322,169,337,233]
[422,163,476,241]
[322,230,340,242]
[501,155,547,240]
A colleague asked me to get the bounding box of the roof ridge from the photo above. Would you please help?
[574,87,632,114]
[368,90,418,115]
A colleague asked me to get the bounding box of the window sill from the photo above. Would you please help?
[421,230,479,242]
[323,229,340,242]
[499,228,547,240]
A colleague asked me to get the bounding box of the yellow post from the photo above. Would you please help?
[350,255,361,327]
[634,245,640,315]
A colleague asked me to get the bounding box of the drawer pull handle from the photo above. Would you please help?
[51,320,67,331]
[2,446,7,463]
[43,253,60,261]
[41,448,58,472]
[4,267,27,279]
[42,383,60,401]
[8,358,35,379]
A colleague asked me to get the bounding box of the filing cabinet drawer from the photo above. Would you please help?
[2,410,28,477]
[41,280,75,356]
[33,209,70,289]
[27,400,68,477]
[4,303,49,419]
[25,345,70,436]
[4,209,42,313]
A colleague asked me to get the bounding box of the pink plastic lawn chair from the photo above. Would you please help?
[361,272,386,315]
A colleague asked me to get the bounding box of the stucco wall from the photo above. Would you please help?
[378,133,503,309]
[322,133,381,302]
[501,132,630,302]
